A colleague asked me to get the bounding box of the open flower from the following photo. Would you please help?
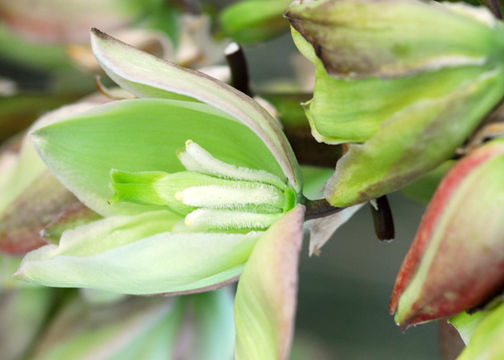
[15,29,306,359]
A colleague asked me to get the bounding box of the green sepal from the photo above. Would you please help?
[286,0,504,79]
[324,67,504,206]
[291,27,502,144]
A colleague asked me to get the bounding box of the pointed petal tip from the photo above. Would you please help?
[90,27,106,39]
[29,129,48,152]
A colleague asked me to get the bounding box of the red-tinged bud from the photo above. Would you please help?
[390,138,504,329]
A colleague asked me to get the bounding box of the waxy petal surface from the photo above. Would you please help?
[234,205,305,360]
[90,29,301,190]
[391,139,504,328]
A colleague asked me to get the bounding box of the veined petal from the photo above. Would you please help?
[234,205,305,360]
[90,29,301,190]
[32,99,287,216]
[16,211,261,294]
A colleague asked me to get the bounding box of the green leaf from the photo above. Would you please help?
[234,205,305,360]
[90,29,301,190]
[286,0,504,79]
[220,0,292,43]
[16,211,261,294]
[33,99,286,216]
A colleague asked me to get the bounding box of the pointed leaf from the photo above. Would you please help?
[33,99,286,216]
[90,29,301,190]
[234,205,305,360]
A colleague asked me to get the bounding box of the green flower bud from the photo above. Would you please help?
[288,0,504,207]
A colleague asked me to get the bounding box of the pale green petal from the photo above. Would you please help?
[32,99,286,216]
[90,29,301,190]
[234,205,305,360]
[16,211,261,294]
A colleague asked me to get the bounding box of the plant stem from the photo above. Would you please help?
[369,195,395,241]
[304,198,343,220]
[225,42,253,97]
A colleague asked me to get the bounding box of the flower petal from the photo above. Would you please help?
[90,29,301,190]
[234,205,305,360]
[16,211,261,295]
[32,99,287,216]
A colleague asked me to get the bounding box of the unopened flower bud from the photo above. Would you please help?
[390,139,504,329]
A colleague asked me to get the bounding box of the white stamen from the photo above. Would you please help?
[185,209,282,230]
[180,140,286,189]
[178,184,282,209]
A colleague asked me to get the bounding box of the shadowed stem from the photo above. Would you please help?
[369,195,395,241]
[304,198,343,220]
[225,42,253,97]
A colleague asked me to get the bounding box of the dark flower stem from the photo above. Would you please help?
[369,195,395,241]
[225,42,253,97]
